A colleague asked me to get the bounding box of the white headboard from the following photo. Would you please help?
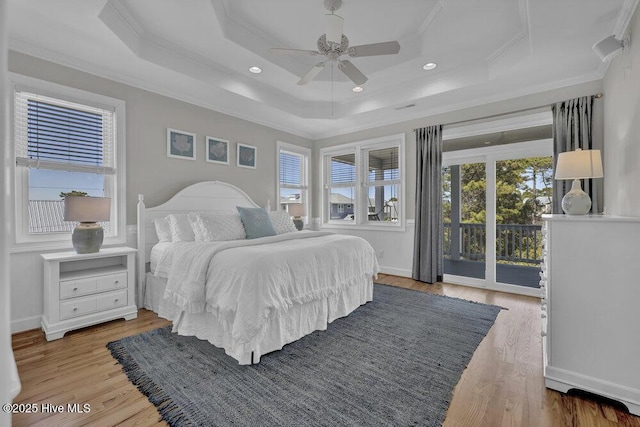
[136,181,260,305]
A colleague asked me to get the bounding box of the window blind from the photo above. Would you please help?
[15,91,115,174]
[279,151,303,186]
[330,153,356,186]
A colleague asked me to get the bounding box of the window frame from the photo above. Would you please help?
[276,141,311,227]
[320,133,405,231]
[10,73,126,252]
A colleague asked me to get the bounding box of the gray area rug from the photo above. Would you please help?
[107,284,501,426]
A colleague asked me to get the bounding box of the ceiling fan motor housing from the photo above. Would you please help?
[318,34,349,56]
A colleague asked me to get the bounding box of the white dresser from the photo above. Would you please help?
[541,214,640,415]
[41,247,138,340]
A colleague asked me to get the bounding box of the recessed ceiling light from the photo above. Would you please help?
[249,66,262,74]
[352,86,364,93]
[422,62,437,71]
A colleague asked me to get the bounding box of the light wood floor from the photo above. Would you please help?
[11,274,640,426]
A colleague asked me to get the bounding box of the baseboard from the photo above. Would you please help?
[12,315,42,334]
[379,266,411,277]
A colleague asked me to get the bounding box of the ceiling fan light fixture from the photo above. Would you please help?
[248,66,262,74]
[423,62,437,71]
[352,86,364,93]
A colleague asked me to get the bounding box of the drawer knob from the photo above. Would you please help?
[541,331,547,337]
[115,280,119,284]
[73,287,78,291]
[115,298,119,302]
[73,307,78,312]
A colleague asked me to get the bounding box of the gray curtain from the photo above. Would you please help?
[552,96,603,213]
[412,125,443,284]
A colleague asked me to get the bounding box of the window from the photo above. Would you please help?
[277,142,310,226]
[12,74,126,249]
[321,133,405,230]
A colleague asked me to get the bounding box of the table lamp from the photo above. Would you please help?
[554,148,603,215]
[288,203,305,231]
[64,196,111,253]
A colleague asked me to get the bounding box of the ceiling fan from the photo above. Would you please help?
[270,0,400,86]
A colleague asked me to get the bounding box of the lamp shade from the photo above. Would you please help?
[64,196,111,222]
[288,203,305,217]
[554,149,603,180]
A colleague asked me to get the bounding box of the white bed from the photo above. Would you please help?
[137,181,379,364]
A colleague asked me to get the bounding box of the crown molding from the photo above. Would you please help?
[614,0,640,38]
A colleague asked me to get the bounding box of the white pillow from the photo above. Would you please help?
[269,210,298,234]
[195,211,246,241]
[154,217,172,242]
[188,212,204,242]
[167,214,195,242]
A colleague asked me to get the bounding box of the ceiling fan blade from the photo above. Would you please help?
[338,60,368,85]
[325,13,344,44]
[270,48,320,56]
[348,41,400,57]
[297,62,326,85]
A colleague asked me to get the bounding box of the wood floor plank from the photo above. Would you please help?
[10,275,640,426]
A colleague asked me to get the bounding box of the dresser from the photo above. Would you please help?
[41,247,138,340]
[541,215,640,415]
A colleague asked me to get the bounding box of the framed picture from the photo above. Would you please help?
[237,143,257,169]
[167,128,196,160]
[206,136,230,165]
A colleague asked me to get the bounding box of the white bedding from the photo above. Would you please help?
[155,231,379,362]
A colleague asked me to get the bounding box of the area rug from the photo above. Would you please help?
[107,284,502,426]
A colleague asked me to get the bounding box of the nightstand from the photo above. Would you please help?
[41,247,138,341]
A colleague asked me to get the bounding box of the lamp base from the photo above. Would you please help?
[561,179,592,215]
[293,219,303,231]
[72,223,104,253]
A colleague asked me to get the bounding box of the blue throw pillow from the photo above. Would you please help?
[236,207,277,239]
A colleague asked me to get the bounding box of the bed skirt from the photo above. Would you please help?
[144,273,374,364]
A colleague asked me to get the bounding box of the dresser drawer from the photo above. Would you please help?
[60,296,98,320]
[60,278,97,300]
[96,272,127,293]
[96,289,127,311]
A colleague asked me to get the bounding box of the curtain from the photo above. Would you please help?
[552,96,603,214]
[412,125,443,284]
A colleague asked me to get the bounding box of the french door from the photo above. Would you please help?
[442,140,553,296]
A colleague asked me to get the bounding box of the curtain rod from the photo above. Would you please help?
[417,92,604,130]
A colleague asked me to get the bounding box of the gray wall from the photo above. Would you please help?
[9,51,313,223]
[312,80,604,220]
[603,5,640,216]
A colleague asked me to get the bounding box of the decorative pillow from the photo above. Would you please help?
[269,210,298,235]
[237,207,277,239]
[195,211,246,241]
[154,217,172,242]
[166,214,195,242]
[188,212,204,242]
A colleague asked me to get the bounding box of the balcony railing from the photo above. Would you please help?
[443,223,543,265]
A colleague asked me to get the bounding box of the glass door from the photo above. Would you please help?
[494,156,553,287]
[443,160,486,282]
[442,140,553,294]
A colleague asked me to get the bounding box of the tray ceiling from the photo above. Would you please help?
[7,0,637,138]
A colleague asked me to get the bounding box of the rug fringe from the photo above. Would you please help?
[107,338,191,426]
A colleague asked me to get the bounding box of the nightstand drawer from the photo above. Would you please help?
[60,296,98,320]
[96,289,127,311]
[60,279,97,300]
[96,273,127,292]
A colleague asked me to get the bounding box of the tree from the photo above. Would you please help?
[60,190,88,199]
